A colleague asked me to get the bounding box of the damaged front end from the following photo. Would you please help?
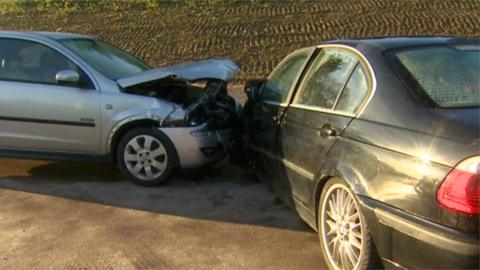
[158,79,240,129]
[117,59,242,167]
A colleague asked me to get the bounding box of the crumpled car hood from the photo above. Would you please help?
[117,58,240,88]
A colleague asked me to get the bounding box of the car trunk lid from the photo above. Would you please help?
[433,107,479,155]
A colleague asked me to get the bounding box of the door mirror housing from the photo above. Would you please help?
[55,70,80,85]
[244,79,265,101]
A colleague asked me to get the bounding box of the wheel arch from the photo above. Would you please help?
[108,117,160,163]
[313,160,371,230]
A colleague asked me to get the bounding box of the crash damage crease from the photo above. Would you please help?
[107,59,242,166]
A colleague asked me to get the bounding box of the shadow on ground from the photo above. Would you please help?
[0,158,311,232]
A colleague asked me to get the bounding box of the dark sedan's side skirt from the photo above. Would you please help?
[292,194,318,231]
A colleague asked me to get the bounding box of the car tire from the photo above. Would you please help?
[117,127,175,186]
[318,178,378,270]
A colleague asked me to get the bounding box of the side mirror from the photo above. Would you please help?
[244,79,265,101]
[55,70,80,85]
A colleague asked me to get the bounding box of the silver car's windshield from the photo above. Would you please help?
[61,39,150,79]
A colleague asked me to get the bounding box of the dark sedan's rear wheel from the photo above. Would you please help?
[318,178,376,270]
[117,128,175,186]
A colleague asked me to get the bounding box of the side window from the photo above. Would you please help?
[335,65,369,113]
[0,38,91,87]
[261,49,312,103]
[295,49,357,109]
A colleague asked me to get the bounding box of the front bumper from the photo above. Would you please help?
[359,197,479,269]
[159,123,232,168]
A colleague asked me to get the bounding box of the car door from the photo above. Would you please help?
[245,48,314,195]
[0,38,101,153]
[278,47,372,211]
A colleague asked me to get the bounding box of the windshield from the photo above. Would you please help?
[61,39,150,79]
[394,45,479,108]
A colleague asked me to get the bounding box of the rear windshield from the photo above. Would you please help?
[394,45,479,108]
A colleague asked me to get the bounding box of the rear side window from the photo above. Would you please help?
[394,45,479,108]
[335,65,369,113]
[261,48,312,103]
[295,49,357,109]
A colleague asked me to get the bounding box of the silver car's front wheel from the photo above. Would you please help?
[117,128,175,186]
[318,179,376,270]
[124,135,167,181]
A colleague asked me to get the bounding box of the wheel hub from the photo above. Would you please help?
[138,150,151,162]
[337,221,349,239]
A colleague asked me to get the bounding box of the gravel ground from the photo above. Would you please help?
[0,158,325,269]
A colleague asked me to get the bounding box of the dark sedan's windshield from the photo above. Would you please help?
[394,45,479,108]
[61,39,150,79]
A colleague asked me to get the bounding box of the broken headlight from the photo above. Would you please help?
[185,106,208,126]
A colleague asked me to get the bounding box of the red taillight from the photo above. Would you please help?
[437,156,480,215]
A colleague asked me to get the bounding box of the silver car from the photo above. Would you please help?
[0,31,241,186]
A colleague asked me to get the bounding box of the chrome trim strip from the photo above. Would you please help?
[262,47,316,106]
[260,100,287,107]
[316,44,377,117]
[289,44,378,118]
[289,103,355,117]
[282,47,317,105]
[292,48,359,106]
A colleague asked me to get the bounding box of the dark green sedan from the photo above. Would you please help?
[240,37,479,270]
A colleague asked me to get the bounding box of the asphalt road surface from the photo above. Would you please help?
[0,158,325,269]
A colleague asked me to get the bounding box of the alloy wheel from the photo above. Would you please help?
[320,183,363,270]
[123,135,167,181]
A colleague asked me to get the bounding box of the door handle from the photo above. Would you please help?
[319,124,337,138]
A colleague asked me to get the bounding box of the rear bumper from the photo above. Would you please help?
[359,197,479,269]
[159,123,232,168]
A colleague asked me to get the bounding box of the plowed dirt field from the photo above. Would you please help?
[0,0,478,80]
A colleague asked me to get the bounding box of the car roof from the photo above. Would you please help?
[32,31,94,40]
[322,36,479,51]
[0,31,94,41]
